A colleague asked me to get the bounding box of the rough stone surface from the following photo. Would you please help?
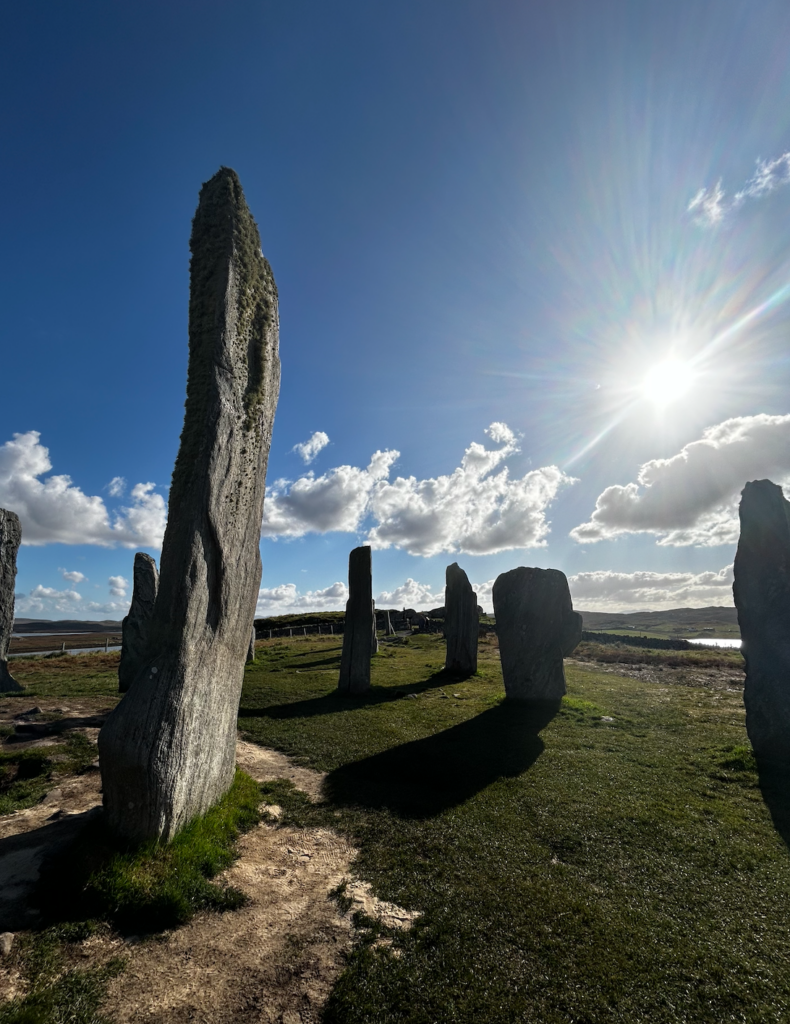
[338,546,375,694]
[384,610,394,636]
[492,566,582,701]
[99,168,280,842]
[733,479,790,763]
[247,626,256,663]
[118,553,159,693]
[0,509,22,693]
[444,562,478,675]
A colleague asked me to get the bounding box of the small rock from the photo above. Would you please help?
[600,716,614,723]
[405,693,418,700]
[15,707,42,720]
[0,933,14,956]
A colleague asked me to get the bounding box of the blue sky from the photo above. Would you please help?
[4,0,790,619]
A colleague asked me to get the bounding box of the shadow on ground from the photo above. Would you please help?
[321,700,559,818]
[757,760,790,851]
[240,668,473,721]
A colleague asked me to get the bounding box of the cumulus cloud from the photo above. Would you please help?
[107,476,126,497]
[255,581,349,617]
[292,431,330,465]
[14,583,129,618]
[264,425,572,557]
[0,432,167,548]
[567,565,734,612]
[571,414,790,546]
[263,450,399,537]
[60,569,86,584]
[375,579,445,609]
[108,575,129,598]
[689,152,790,226]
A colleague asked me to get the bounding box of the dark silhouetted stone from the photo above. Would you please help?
[118,553,159,693]
[0,509,22,693]
[733,479,790,763]
[99,168,280,842]
[338,546,375,694]
[444,562,478,675]
[492,567,581,701]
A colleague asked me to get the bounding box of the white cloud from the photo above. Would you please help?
[264,425,573,557]
[107,476,126,497]
[292,431,330,465]
[689,152,790,226]
[375,579,445,609]
[255,581,349,617]
[687,180,726,226]
[108,575,129,598]
[568,565,734,612]
[60,569,86,584]
[571,414,790,546]
[263,450,398,538]
[0,432,166,548]
[14,583,129,618]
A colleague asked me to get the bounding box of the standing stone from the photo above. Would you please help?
[493,567,582,701]
[384,610,394,636]
[338,546,375,694]
[444,562,478,675]
[0,510,22,693]
[118,553,159,693]
[733,479,790,763]
[247,625,256,663]
[99,168,280,843]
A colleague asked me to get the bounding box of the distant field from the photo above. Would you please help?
[579,606,740,638]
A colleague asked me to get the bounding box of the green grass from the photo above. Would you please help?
[0,732,98,814]
[0,923,124,1024]
[1,652,121,698]
[238,633,790,1024]
[40,769,262,934]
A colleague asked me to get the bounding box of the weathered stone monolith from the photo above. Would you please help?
[0,509,22,693]
[99,167,280,842]
[492,567,582,701]
[384,610,394,636]
[338,546,375,694]
[118,553,159,693]
[732,479,790,763]
[444,562,478,675]
[247,625,256,663]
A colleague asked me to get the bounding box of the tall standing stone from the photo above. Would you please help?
[118,553,159,693]
[338,546,375,694]
[0,509,22,693]
[444,562,478,675]
[384,610,394,636]
[733,479,790,763]
[247,625,256,663]
[99,168,280,843]
[493,567,581,701]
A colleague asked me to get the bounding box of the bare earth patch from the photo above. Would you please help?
[0,728,419,1022]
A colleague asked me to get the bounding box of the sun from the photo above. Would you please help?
[639,357,695,408]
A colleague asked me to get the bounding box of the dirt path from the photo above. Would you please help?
[0,723,418,1022]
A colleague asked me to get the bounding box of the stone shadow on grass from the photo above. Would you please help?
[321,700,560,819]
[756,759,790,852]
[239,669,466,722]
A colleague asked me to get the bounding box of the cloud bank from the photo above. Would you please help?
[292,431,330,465]
[263,423,573,556]
[14,579,132,618]
[571,414,790,546]
[567,565,734,612]
[689,152,790,226]
[0,432,166,548]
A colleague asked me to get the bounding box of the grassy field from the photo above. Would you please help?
[3,635,790,1023]
[241,633,790,1024]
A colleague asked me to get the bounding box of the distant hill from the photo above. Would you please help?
[13,618,123,633]
[577,606,739,638]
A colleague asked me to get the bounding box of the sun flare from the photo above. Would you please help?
[640,357,695,408]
